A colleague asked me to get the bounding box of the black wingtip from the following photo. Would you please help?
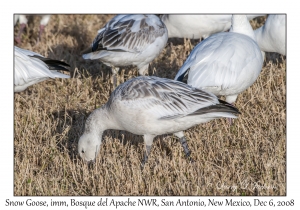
[176,73,185,82]
[30,55,70,71]
[218,99,241,114]
[186,99,241,117]
[175,68,189,83]
[43,59,70,67]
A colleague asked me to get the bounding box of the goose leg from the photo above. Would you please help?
[113,73,117,89]
[38,15,51,44]
[141,145,152,169]
[111,66,119,89]
[179,136,191,158]
[227,102,236,125]
[141,134,155,169]
[138,64,149,76]
[225,95,238,126]
[228,117,232,125]
[37,24,45,44]
[15,23,26,44]
[175,131,195,163]
[179,137,195,163]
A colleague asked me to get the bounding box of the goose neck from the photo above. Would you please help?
[230,15,256,41]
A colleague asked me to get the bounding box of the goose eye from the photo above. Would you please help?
[81,150,85,154]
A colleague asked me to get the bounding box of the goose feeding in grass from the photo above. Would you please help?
[14,46,70,92]
[78,76,240,168]
[82,14,168,89]
[160,14,265,39]
[14,14,51,44]
[174,15,263,106]
[254,14,286,56]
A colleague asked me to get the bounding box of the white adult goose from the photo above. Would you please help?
[174,15,263,105]
[160,14,264,39]
[254,14,286,56]
[78,76,240,167]
[14,46,70,92]
[82,14,168,88]
[14,15,51,44]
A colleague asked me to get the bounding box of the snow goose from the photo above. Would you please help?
[14,15,51,44]
[82,14,168,88]
[14,46,70,92]
[78,76,240,167]
[161,14,265,39]
[254,14,286,56]
[174,15,263,105]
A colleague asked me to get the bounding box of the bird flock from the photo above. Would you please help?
[14,14,286,169]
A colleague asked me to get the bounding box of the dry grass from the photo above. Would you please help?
[14,15,286,196]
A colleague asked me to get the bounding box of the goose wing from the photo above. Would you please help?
[87,14,167,54]
[14,47,70,87]
[110,76,239,120]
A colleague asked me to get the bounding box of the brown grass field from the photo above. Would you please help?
[14,15,286,196]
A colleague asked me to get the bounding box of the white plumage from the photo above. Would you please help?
[174,15,263,104]
[82,14,168,87]
[14,15,28,25]
[14,15,51,26]
[78,76,240,166]
[14,46,70,92]
[161,14,265,39]
[254,14,286,56]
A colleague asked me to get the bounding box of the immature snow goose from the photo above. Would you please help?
[161,14,264,39]
[254,14,286,56]
[14,15,51,44]
[14,46,70,92]
[78,76,240,168]
[174,15,263,106]
[82,14,168,88]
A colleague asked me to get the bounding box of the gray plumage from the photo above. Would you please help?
[82,15,168,78]
[78,76,240,167]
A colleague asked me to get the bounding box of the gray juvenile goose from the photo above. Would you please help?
[82,14,168,88]
[78,76,240,167]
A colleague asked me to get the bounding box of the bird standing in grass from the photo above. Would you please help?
[14,15,51,44]
[78,76,240,168]
[254,14,286,56]
[174,15,263,107]
[14,46,70,92]
[82,14,168,89]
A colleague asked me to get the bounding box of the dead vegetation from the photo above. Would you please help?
[14,15,286,196]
